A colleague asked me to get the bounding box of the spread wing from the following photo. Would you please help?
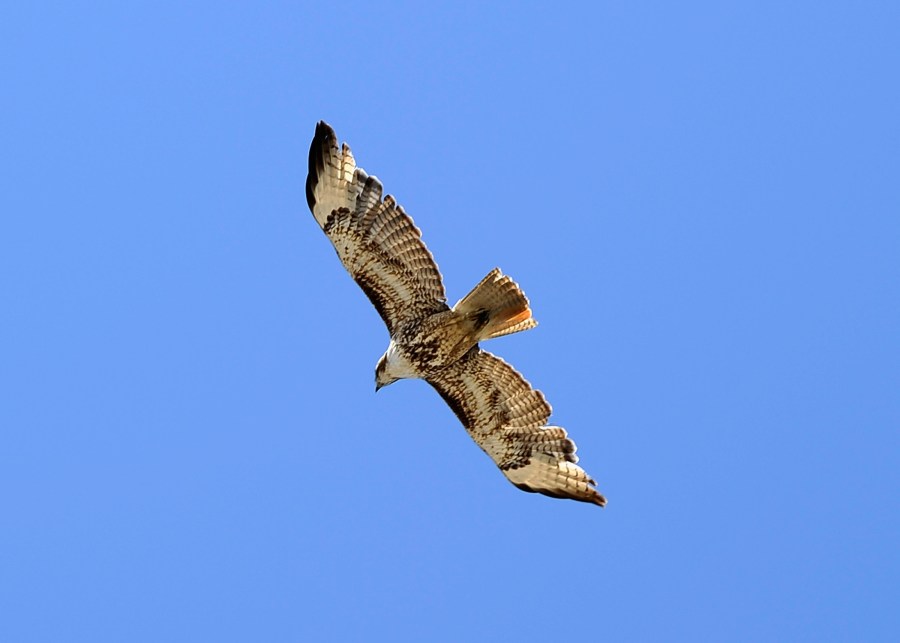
[427,348,606,507]
[306,121,447,334]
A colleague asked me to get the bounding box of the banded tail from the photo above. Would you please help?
[453,268,538,342]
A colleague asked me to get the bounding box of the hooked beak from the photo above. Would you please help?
[375,381,383,393]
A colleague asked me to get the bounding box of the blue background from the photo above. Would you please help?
[2,2,898,641]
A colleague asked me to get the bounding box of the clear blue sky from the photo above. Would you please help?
[2,2,898,641]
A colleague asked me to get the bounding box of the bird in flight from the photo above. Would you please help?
[306,121,606,507]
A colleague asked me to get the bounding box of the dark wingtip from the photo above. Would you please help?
[314,120,336,141]
[514,482,607,508]
[306,120,337,213]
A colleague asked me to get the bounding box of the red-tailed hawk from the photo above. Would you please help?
[306,121,606,507]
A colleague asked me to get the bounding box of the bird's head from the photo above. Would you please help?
[374,354,398,392]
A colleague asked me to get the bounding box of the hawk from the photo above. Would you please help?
[306,121,606,507]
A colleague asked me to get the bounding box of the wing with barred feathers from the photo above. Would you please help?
[306,121,448,334]
[427,348,606,507]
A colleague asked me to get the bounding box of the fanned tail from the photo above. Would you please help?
[453,268,538,342]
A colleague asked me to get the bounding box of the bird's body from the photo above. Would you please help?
[379,313,466,383]
[305,121,606,507]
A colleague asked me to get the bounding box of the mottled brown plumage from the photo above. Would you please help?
[305,121,606,507]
